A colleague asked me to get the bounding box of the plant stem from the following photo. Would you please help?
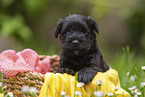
[96,85,98,91]
[55,88,60,97]
[99,86,101,90]
[144,71,145,97]
[123,92,124,97]
[74,72,78,97]
[81,88,83,97]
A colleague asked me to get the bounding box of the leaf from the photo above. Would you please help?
[0,15,24,37]
[1,0,14,7]
[0,15,33,41]
[18,26,32,41]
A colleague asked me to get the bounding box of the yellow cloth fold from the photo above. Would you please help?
[0,93,4,97]
[39,69,130,97]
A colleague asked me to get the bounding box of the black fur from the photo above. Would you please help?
[55,14,109,84]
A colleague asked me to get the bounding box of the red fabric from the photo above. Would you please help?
[0,49,50,77]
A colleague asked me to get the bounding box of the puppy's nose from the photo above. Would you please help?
[72,40,79,46]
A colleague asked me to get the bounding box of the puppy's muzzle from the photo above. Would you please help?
[72,40,79,47]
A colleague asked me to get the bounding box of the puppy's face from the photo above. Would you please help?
[55,14,99,56]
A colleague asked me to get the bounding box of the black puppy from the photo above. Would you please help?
[55,14,109,84]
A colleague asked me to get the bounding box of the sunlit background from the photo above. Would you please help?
[0,0,145,94]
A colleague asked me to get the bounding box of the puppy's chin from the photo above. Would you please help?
[63,49,89,57]
[74,51,79,55]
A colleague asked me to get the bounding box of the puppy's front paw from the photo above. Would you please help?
[56,67,75,75]
[77,67,98,84]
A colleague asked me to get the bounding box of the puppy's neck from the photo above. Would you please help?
[90,39,98,50]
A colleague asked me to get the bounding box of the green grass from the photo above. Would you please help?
[111,46,145,96]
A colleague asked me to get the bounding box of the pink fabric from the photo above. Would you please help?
[39,59,50,74]
[0,49,50,77]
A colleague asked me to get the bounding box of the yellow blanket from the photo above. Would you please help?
[39,69,130,97]
[0,93,4,97]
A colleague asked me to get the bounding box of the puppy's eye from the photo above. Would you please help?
[65,31,71,35]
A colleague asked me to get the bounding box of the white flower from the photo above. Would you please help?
[3,86,7,88]
[141,66,145,70]
[21,85,29,93]
[3,86,7,91]
[131,91,134,94]
[115,86,119,91]
[64,95,70,97]
[94,91,103,97]
[128,87,132,90]
[130,75,136,81]
[105,91,109,96]
[127,72,130,76]
[134,75,137,78]
[77,82,84,88]
[0,82,2,87]
[130,89,138,94]
[136,92,141,95]
[134,94,138,97]
[107,92,114,96]
[132,86,136,89]
[75,91,82,96]
[133,89,138,93]
[7,92,14,97]
[61,91,65,96]
[128,86,136,90]
[141,82,145,87]
[29,87,37,95]
[96,80,102,86]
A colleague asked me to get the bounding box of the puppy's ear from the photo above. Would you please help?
[55,19,64,38]
[87,16,99,34]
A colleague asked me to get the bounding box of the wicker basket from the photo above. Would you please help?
[2,55,59,97]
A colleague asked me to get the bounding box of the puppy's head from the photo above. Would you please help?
[55,14,99,56]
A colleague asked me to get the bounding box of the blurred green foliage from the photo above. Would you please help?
[1,15,32,41]
[87,0,145,54]
[0,0,145,56]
